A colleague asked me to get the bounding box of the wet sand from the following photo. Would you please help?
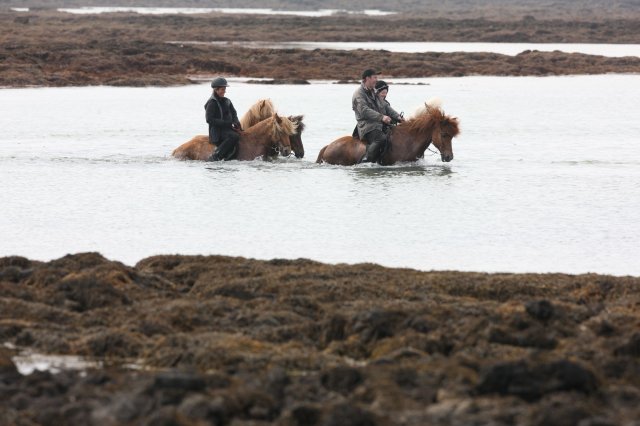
[1,253,639,424]
[1,11,640,87]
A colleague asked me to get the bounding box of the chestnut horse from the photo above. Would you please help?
[316,104,460,166]
[172,113,295,161]
[240,98,305,158]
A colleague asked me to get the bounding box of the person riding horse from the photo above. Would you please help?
[375,80,404,124]
[205,77,242,161]
[352,69,403,163]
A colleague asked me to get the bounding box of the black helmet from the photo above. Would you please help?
[375,80,389,93]
[211,77,229,88]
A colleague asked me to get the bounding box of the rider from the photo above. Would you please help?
[205,77,242,161]
[352,69,394,163]
[375,80,404,130]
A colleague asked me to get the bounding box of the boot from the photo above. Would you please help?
[208,139,233,161]
[362,140,384,164]
[222,143,238,161]
[208,148,223,161]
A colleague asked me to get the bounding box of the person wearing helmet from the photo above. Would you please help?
[205,77,242,161]
[375,80,404,131]
[352,69,392,164]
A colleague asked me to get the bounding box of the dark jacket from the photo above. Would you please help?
[205,94,240,144]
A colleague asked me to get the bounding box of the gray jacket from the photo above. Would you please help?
[352,84,402,138]
[352,83,385,139]
[382,99,402,124]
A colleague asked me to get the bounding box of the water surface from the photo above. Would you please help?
[1,76,639,275]
[179,40,640,58]
[55,7,395,16]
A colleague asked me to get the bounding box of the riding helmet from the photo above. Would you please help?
[211,77,229,88]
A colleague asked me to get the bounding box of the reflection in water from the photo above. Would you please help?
[349,164,454,181]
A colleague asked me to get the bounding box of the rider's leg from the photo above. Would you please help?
[209,130,239,161]
[360,129,386,163]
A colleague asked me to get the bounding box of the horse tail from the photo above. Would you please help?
[316,146,327,164]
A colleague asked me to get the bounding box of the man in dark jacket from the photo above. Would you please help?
[352,69,393,163]
[205,77,242,161]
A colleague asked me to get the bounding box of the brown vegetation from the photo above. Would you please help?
[4,0,640,21]
[1,11,639,87]
[1,252,640,424]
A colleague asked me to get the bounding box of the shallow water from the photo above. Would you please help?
[1,75,639,275]
[183,41,640,58]
[53,7,395,17]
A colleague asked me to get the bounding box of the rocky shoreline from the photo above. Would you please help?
[1,253,639,425]
[1,11,640,87]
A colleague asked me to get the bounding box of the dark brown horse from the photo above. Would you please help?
[172,114,295,161]
[287,115,306,158]
[316,104,460,166]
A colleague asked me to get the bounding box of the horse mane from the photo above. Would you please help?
[240,98,275,130]
[258,114,297,140]
[404,101,460,138]
[410,97,442,119]
[288,115,305,134]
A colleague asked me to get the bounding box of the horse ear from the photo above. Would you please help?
[260,100,265,108]
[274,113,281,123]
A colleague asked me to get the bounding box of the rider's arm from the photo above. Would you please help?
[229,101,241,129]
[385,103,402,122]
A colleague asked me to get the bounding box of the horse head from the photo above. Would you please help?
[269,113,295,157]
[287,115,306,158]
[413,103,460,163]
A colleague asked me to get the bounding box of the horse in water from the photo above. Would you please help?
[316,103,460,166]
[172,113,295,161]
[240,98,305,158]
[173,98,305,161]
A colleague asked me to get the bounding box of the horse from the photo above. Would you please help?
[172,113,295,161]
[287,115,306,158]
[316,103,460,166]
[240,98,305,158]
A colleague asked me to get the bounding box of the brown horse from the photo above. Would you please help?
[175,98,305,160]
[287,115,306,158]
[240,98,305,158]
[172,113,295,161]
[316,104,460,166]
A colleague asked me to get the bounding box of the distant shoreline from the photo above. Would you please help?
[2,11,640,87]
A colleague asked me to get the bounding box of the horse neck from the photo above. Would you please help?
[246,117,287,153]
[396,118,436,155]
